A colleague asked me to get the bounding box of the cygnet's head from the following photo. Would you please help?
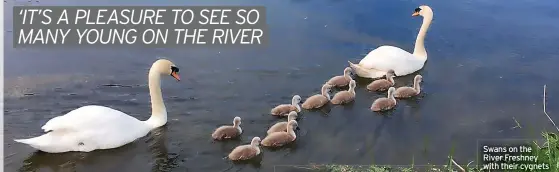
[288,120,298,129]
[292,95,302,103]
[415,75,423,83]
[287,111,298,121]
[388,87,396,95]
[251,137,261,146]
[344,67,353,75]
[386,69,396,77]
[233,116,242,126]
[349,80,356,89]
[322,84,333,91]
[412,5,433,18]
[152,59,180,81]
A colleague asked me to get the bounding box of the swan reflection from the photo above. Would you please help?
[18,126,175,172]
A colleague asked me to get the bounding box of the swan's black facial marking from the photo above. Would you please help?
[415,8,422,12]
[78,142,84,146]
[171,66,179,73]
[170,66,181,81]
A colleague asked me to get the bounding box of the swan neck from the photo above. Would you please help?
[349,85,356,95]
[344,72,351,79]
[414,80,421,94]
[287,126,296,138]
[321,87,330,100]
[145,70,167,129]
[292,97,301,112]
[413,14,432,61]
[388,76,394,84]
[388,91,395,102]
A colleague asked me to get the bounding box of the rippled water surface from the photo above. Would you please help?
[4,0,559,171]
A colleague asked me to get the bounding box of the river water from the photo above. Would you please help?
[4,0,559,171]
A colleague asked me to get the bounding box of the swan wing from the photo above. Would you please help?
[359,46,425,76]
[42,105,141,132]
[267,122,287,134]
[16,105,149,153]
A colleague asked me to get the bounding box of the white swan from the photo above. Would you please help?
[348,5,433,78]
[14,59,181,153]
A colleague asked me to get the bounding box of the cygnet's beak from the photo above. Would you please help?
[412,12,420,17]
[171,72,181,81]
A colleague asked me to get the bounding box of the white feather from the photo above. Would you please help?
[15,105,150,153]
[359,46,426,76]
[14,59,179,153]
[348,6,433,79]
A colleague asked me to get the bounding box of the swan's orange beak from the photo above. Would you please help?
[412,12,420,17]
[171,72,181,81]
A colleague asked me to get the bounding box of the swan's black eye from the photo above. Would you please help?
[171,66,179,73]
[414,8,422,12]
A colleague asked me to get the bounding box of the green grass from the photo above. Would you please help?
[529,132,559,171]
[308,132,558,172]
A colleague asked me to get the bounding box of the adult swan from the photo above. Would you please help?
[348,5,433,78]
[14,59,181,153]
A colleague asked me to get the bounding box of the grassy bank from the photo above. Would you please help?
[308,132,558,172]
